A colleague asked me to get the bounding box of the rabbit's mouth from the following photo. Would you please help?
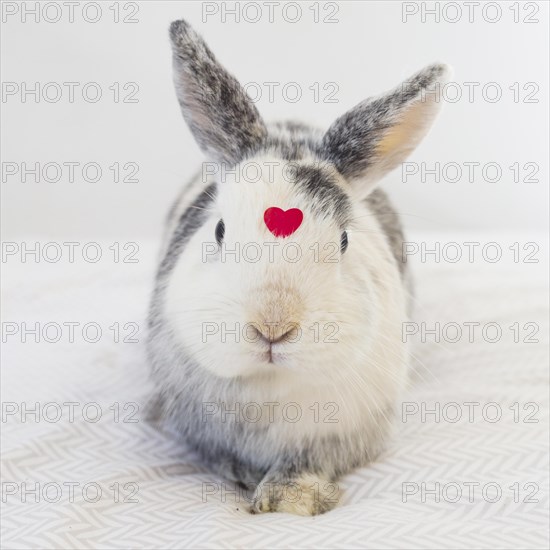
[267,345,282,365]
[254,342,290,366]
[246,324,296,366]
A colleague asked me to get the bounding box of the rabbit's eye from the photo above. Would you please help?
[341,231,348,253]
[215,219,225,246]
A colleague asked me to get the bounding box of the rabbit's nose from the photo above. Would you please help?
[250,324,297,344]
[248,285,305,341]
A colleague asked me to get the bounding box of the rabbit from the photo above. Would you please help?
[147,18,449,516]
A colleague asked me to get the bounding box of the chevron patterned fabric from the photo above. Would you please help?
[1,238,548,549]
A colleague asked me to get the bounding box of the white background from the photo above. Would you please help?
[2,0,549,241]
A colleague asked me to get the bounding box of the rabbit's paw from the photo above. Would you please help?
[250,473,339,516]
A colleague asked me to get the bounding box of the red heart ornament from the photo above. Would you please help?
[264,207,303,238]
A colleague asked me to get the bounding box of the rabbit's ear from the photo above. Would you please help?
[169,20,267,164]
[321,64,451,198]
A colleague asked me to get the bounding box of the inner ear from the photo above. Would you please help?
[375,101,428,161]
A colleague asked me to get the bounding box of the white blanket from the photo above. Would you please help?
[2,237,548,549]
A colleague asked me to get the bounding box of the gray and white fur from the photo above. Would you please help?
[147,19,449,515]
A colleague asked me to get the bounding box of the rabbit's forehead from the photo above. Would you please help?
[217,155,352,228]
